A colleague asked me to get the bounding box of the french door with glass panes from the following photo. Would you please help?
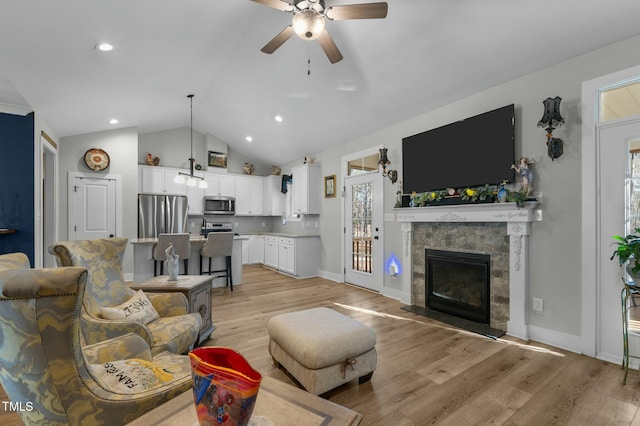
[344,172,383,292]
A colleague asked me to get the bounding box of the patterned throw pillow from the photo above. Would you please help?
[90,358,178,394]
[100,290,160,325]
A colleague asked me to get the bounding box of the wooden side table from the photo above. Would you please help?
[130,275,215,346]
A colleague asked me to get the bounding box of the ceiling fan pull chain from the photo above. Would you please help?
[307,49,311,76]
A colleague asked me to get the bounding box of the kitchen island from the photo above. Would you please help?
[130,235,246,284]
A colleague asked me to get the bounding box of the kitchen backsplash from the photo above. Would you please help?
[187,215,320,235]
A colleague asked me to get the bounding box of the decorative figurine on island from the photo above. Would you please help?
[401,157,535,208]
[165,243,179,282]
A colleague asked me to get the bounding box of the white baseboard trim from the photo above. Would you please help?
[382,287,411,304]
[318,269,343,283]
[124,272,133,282]
[526,324,582,354]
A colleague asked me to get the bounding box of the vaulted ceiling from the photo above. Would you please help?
[2,0,640,166]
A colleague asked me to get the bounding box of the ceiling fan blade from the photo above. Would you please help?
[325,3,388,20]
[261,26,295,54]
[249,0,294,12]
[317,30,343,64]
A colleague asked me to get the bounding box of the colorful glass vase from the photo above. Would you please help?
[190,347,262,426]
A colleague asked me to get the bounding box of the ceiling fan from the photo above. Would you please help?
[250,0,388,64]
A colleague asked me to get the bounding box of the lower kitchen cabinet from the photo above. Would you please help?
[264,236,279,269]
[243,234,319,278]
[278,237,296,275]
[262,235,319,278]
[249,235,265,264]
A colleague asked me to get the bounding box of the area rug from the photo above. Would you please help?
[402,305,505,339]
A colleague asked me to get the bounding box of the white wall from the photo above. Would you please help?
[281,34,640,350]
[139,128,271,176]
[58,127,138,274]
[139,127,206,170]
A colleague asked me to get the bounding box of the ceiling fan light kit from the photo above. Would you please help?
[251,0,388,64]
[292,9,325,40]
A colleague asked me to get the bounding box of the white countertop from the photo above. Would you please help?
[130,235,246,245]
[130,233,318,245]
[239,233,320,238]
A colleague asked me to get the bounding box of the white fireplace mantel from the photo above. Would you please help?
[395,202,538,340]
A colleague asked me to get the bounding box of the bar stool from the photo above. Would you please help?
[153,233,191,276]
[200,232,234,291]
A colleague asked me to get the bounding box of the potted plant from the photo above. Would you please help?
[611,228,640,278]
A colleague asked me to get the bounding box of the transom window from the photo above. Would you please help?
[600,80,640,123]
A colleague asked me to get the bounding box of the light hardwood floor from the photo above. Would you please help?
[3,264,640,425]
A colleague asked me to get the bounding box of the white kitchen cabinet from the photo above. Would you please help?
[186,184,204,215]
[264,236,279,269]
[241,238,250,265]
[164,169,192,195]
[140,165,189,195]
[264,175,285,216]
[291,164,321,215]
[235,176,264,216]
[205,173,235,197]
[249,235,265,264]
[278,237,296,275]
[262,235,320,278]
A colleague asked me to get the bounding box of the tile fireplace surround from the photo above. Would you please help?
[396,202,537,340]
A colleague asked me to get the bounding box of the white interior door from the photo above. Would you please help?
[344,172,383,291]
[70,175,117,240]
[597,120,640,361]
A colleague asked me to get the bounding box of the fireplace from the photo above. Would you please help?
[397,202,537,339]
[426,249,490,324]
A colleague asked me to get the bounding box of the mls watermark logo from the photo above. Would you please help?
[2,401,34,412]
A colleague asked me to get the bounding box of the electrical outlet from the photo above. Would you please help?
[535,210,543,221]
[532,297,544,312]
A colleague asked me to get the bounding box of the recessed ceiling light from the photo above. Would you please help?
[246,136,253,142]
[109,118,119,124]
[96,43,114,52]
[274,115,283,123]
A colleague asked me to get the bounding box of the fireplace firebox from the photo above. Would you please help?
[426,249,490,324]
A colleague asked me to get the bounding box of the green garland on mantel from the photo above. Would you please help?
[397,184,530,208]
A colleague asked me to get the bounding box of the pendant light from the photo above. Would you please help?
[175,94,208,188]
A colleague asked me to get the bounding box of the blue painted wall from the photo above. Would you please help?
[0,112,34,264]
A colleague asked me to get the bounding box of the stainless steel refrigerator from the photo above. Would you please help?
[138,193,189,238]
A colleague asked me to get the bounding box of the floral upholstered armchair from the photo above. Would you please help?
[0,259,193,425]
[48,237,202,355]
[0,252,30,270]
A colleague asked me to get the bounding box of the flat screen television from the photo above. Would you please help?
[402,104,515,194]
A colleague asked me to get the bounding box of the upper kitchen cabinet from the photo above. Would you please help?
[291,164,321,215]
[204,173,235,197]
[140,165,187,195]
[186,184,204,215]
[264,175,285,216]
[235,175,264,216]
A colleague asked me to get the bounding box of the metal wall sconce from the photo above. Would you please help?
[378,147,398,183]
[537,96,565,161]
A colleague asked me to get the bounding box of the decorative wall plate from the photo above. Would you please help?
[84,148,110,171]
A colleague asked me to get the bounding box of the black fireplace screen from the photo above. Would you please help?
[426,249,490,324]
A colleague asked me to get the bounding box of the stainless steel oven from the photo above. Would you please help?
[204,195,235,215]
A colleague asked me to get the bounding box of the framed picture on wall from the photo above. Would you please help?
[324,175,336,198]
[208,151,227,168]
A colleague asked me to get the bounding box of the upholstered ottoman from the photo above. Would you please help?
[267,307,377,395]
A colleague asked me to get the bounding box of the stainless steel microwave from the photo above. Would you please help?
[204,196,235,215]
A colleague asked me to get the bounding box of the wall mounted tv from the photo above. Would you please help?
[402,104,515,194]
